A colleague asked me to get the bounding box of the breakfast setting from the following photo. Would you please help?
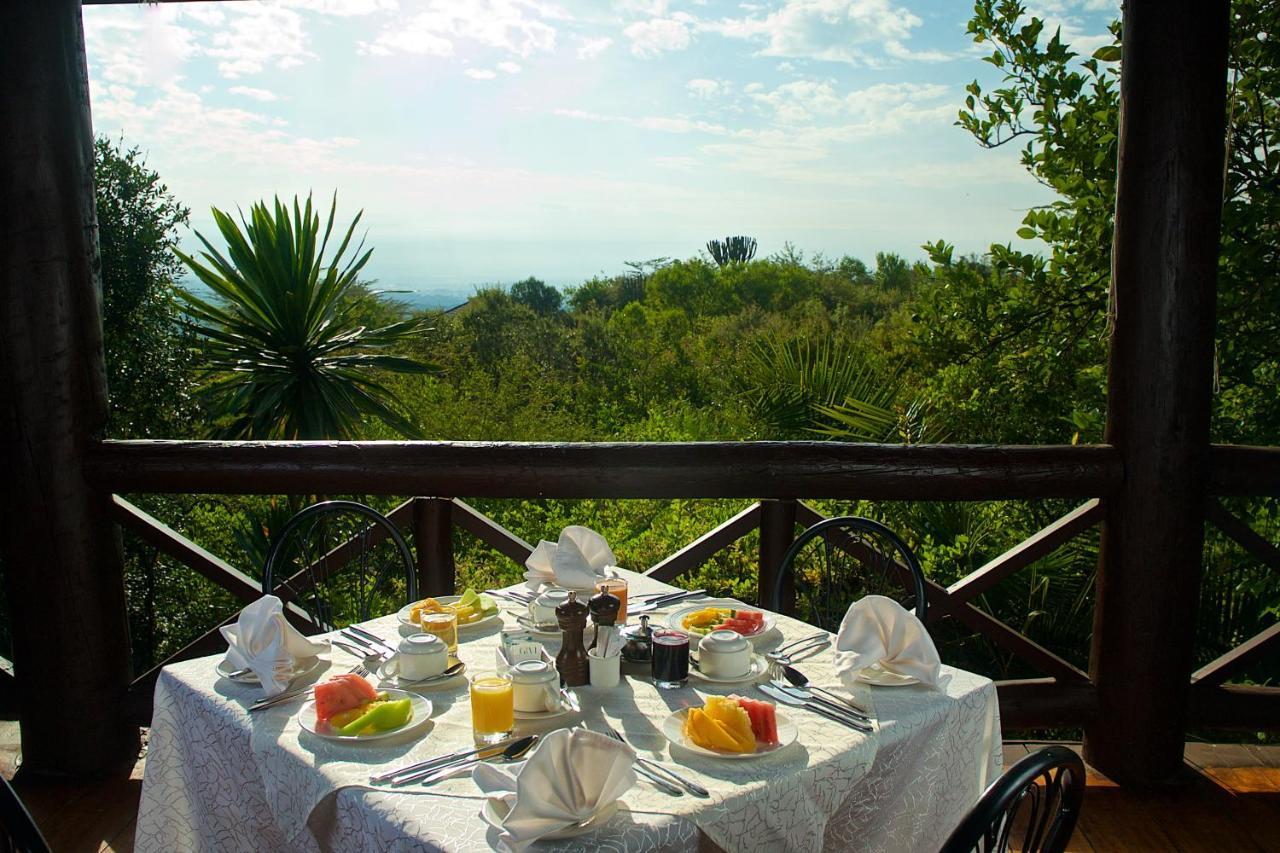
[138,524,999,852]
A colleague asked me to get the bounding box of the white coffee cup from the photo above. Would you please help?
[528,587,570,627]
[698,629,752,679]
[384,633,449,681]
[510,659,562,713]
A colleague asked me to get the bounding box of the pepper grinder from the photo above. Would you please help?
[554,590,590,687]
[587,589,621,654]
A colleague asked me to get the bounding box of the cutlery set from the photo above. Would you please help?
[371,735,541,786]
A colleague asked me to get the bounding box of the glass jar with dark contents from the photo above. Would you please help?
[651,629,690,688]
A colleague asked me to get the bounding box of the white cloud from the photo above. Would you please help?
[206,7,314,78]
[624,15,693,58]
[554,108,730,136]
[497,60,522,73]
[465,68,499,79]
[707,0,933,65]
[228,85,279,102]
[576,35,613,59]
[686,78,728,98]
[363,1,558,59]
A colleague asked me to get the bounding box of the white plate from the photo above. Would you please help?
[376,659,467,691]
[664,600,776,649]
[397,595,501,631]
[512,704,577,721]
[690,654,770,685]
[662,707,797,760]
[855,663,919,686]
[299,688,433,742]
[483,798,619,840]
[217,654,325,684]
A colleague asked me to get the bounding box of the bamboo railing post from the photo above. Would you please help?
[758,499,798,613]
[0,0,138,776]
[414,497,456,596]
[1085,0,1230,785]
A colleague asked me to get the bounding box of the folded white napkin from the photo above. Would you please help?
[475,728,636,852]
[833,595,942,687]
[523,526,616,591]
[219,595,327,697]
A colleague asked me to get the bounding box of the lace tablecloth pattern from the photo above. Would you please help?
[137,570,1000,852]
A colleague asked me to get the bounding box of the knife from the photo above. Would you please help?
[758,684,873,733]
[630,589,706,613]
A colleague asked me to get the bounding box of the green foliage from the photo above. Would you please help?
[706,235,758,266]
[509,276,563,314]
[94,137,196,437]
[176,194,438,439]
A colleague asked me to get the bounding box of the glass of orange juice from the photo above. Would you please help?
[470,673,514,745]
[420,610,458,653]
[596,577,629,622]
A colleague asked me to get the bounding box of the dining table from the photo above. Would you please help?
[135,568,1001,852]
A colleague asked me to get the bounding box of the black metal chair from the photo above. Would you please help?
[262,500,417,631]
[940,746,1086,853]
[769,516,928,630]
[0,776,50,853]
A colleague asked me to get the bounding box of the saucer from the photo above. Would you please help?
[376,659,467,690]
[217,655,325,684]
[482,798,619,839]
[690,654,770,684]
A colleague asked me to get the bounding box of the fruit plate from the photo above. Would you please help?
[855,663,920,687]
[397,594,501,631]
[689,654,770,685]
[217,653,326,684]
[664,600,776,649]
[661,708,797,760]
[299,689,433,742]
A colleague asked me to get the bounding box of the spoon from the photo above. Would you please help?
[780,664,870,715]
[397,660,466,685]
[416,735,540,786]
[766,638,830,667]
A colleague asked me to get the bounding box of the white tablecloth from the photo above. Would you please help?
[136,570,1000,852]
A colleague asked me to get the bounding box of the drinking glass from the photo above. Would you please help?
[651,629,690,689]
[596,577,629,622]
[470,673,515,745]
[421,610,458,653]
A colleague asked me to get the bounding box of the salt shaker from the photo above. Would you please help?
[587,589,621,654]
[554,590,590,687]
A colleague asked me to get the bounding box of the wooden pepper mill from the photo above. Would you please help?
[554,590,590,687]
[588,589,621,654]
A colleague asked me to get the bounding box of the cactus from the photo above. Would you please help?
[706,235,758,266]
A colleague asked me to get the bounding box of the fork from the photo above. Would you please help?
[602,723,709,798]
[248,661,374,712]
[575,726,681,796]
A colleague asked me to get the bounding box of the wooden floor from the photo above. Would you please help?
[2,723,1277,851]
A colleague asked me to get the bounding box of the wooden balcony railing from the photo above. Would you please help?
[88,439,1280,736]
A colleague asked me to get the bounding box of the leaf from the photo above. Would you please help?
[1092,45,1121,62]
[1016,227,1038,240]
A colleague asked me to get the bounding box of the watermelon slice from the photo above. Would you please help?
[733,696,779,744]
[314,674,378,724]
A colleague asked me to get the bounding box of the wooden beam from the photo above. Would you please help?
[83,440,1122,500]
[112,496,260,604]
[1209,445,1280,496]
[758,500,798,611]
[1205,501,1280,574]
[1085,0,1230,785]
[1191,621,1280,688]
[646,503,761,583]
[948,500,1103,606]
[996,678,1098,730]
[0,0,138,776]
[450,499,534,565]
[1186,684,1280,730]
[413,497,455,596]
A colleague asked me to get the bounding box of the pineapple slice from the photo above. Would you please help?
[684,698,756,753]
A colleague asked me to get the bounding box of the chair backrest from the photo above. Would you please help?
[262,500,417,631]
[940,746,1086,853]
[769,516,928,629]
[0,776,50,853]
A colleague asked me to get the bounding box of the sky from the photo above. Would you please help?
[83,0,1119,297]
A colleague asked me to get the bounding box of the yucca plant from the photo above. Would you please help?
[176,194,437,439]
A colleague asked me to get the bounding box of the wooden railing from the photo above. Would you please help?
[91,439,1280,733]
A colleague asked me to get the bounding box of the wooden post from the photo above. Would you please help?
[0,1,138,775]
[1085,0,1229,785]
[413,497,455,596]
[758,499,797,612]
